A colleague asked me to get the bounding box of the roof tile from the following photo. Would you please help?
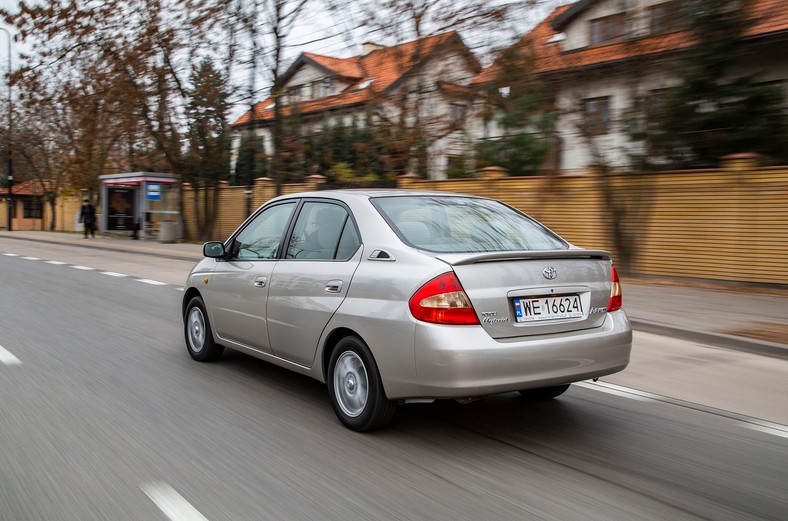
[303,53,363,79]
[234,31,462,126]
[0,179,53,196]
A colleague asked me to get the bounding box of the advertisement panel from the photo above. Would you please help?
[108,187,135,230]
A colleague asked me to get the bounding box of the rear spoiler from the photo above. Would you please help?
[436,249,612,266]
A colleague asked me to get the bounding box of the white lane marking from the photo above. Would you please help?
[583,381,788,440]
[137,279,168,286]
[141,482,209,521]
[0,344,22,365]
[744,423,788,440]
[576,381,654,402]
[4,254,179,290]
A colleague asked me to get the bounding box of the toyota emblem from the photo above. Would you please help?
[542,266,558,280]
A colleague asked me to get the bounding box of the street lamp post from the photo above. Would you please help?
[0,27,12,232]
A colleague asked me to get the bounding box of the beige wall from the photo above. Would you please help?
[0,195,85,232]
[6,159,783,286]
[181,176,330,241]
[184,158,787,286]
[400,159,788,285]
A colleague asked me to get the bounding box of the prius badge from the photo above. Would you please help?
[542,266,558,280]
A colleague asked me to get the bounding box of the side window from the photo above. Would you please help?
[286,202,355,260]
[583,96,611,135]
[231,202,296,260]
[336,220,361,259]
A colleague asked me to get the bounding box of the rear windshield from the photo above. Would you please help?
[371,196,568,253]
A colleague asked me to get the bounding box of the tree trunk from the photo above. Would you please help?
[48,198,56,231]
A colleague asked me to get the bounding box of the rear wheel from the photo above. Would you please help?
[518,384,570,400]
[184,296,224,362]
[328,336,396,431]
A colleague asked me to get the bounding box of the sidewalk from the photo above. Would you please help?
[1,230,786,359]
[0,230,203,262]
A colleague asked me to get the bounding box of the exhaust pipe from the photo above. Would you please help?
[455,398,479,405]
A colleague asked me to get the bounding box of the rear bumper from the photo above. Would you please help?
[409,310,632,399]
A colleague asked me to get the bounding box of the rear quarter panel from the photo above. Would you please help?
[322,243,450,398]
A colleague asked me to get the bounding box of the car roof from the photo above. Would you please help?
[270,189,489,204]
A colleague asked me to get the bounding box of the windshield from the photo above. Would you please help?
[372,196,568,253]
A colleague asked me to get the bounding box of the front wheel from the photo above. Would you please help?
[328,336,396,431]
[518,384,570,400]
[184,296,224,362]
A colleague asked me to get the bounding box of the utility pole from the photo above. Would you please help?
[0,28,11,231]
[245,1,259,218]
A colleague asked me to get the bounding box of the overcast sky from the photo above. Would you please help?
[0,0,566,117]
[0,0,565,59]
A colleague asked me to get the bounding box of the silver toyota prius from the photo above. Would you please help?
[183,190,632,431]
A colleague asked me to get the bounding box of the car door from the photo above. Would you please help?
[208,201,297,353]
[267,200,362,367]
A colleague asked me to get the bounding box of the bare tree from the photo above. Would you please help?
[5,30,131,228]
[237,0,313,198]
[3,0,241,238]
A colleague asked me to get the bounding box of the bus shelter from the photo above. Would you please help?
[98,172,180,241]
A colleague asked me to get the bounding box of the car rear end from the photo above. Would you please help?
[410,252,631,398]
[371,194,632,399]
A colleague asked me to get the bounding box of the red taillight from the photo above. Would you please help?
[409,272,479,325]
[608,266,623,312]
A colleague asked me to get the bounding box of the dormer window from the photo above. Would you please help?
[286,85,303,104]
[356,78,376,90]
[589,13,625,45]
[310,78,333,99]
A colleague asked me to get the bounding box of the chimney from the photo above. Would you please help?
[362,42,384,55]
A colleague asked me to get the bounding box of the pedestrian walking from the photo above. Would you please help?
[80,199,97,238]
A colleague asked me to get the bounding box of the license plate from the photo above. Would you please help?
[513,295,583,323]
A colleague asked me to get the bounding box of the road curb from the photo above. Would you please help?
[0,233,201,263]
[630,319,788,361]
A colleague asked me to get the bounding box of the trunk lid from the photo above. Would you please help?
[438,250,614,339]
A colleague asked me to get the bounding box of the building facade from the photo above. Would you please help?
[231,32,480,180]
[0,179,52,231]
[231,1,788,179]
[471,0,788,173]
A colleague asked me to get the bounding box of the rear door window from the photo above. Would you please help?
[286,202,360,260]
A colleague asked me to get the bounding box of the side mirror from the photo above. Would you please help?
[203,241,226,259]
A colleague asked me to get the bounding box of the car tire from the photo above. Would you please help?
[518,384,570,400]
[328,336,396,432]
[184,296,224,362]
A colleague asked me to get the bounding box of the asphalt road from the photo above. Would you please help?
[1,240,787,520]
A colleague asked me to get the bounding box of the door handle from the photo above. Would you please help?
[325,280,343,293]
[253,276,267,287]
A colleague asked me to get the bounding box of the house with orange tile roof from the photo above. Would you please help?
[231,31,481,180]
[470,0,788,172]
[0,179,52,230]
